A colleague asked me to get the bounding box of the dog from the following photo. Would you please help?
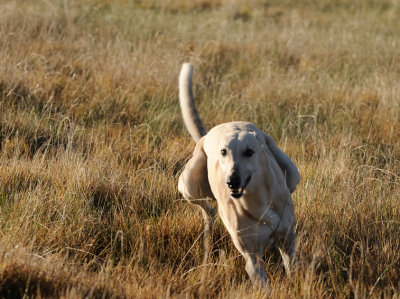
[178,63,300,287]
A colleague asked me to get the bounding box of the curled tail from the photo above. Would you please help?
[179,63,207,142]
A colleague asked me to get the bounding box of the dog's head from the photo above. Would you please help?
[204,127,261,199]
[179,122,300,201]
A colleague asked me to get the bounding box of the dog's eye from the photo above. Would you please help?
[243,149,254,157]
[221,149,227,156]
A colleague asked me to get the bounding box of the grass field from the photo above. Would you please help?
[0,0,399,297]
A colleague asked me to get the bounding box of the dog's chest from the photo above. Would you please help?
[218,196,282,230]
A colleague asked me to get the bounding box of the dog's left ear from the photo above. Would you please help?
[263,133,300,193]
[178,136,215,200]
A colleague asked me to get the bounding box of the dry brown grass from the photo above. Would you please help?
[0,0,399,297]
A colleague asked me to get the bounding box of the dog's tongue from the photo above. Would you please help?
[231,188,243,199]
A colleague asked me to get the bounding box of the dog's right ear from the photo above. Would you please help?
[178,136,215,200]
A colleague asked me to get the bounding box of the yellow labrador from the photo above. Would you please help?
[178,63,300,287]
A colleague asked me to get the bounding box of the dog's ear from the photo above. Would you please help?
[263,134,300,193]
[178,136,215,200]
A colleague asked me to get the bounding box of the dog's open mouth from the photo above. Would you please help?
[230,176,251,199]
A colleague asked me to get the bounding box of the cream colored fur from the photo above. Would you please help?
[178,63,300,287]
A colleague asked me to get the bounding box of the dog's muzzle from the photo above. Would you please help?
[227,175,251,199]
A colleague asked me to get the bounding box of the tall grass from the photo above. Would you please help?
[0,0,399,297]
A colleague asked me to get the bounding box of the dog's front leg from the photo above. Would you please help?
[244,253,268,288]
[278,228,297,277]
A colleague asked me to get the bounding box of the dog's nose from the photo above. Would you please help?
[226,172,241,189]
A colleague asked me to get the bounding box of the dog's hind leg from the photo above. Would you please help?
[191,199,216,285]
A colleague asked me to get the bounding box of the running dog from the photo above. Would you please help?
[178,63,300,286]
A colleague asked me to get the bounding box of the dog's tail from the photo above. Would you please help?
[179,63,207,142]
